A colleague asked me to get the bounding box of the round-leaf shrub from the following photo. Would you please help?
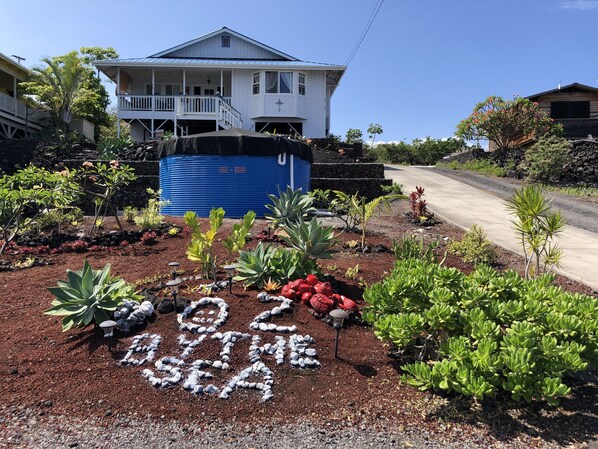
[363,259,598,404]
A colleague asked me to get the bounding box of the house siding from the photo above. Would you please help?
[535,91,598,138]
[165,35,283,60]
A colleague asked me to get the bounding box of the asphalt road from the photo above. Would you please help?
[427,167,598,234]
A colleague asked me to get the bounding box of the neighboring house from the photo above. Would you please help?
[94,27,346,141]
[0,52,48,139]
[526,82,598,139]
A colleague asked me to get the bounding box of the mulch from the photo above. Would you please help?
[0,201,596,447]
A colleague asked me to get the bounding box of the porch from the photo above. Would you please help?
[0,92,48,139]
[117,94,242,137]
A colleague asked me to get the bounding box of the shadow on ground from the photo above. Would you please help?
[424,371,598,447]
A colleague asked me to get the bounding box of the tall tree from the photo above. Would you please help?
[367,123,383,147]
[20,47,118,136]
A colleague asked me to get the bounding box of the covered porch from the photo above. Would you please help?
[113,66,241,138]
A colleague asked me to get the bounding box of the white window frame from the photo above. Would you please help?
[252,72,260,95]
[265,71,293,94]
[298,73,306,96]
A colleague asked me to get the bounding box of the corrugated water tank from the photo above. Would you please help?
[158,128,312,217]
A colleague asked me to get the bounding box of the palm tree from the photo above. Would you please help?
[21,51,87,133]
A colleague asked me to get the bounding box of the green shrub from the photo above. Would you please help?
[363,259,598,404]
[520,136,570,183]
[392,235,441,263]
[368,138,465,165]
[123,206,138,222]
[97,136,134,160]
[448,224,496,265]
[438,159,507,177]
[133,188,169,230]
[45,260,142,331]
[0,166,81,253]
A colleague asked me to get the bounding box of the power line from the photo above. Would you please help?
[344,0,385,68]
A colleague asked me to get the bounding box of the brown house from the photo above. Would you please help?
[526,82,598,139]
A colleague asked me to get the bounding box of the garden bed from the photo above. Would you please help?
[0,201,596,448]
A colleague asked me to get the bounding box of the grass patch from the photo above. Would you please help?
[436,159,507,177]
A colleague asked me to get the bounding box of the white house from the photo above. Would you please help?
[0,52,48,139]
[94,27,345,141]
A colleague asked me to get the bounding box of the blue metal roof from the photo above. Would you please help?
[95,57,344,69]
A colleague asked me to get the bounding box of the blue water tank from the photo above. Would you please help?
[160,154,311,217]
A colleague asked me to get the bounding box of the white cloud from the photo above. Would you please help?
[560,1,598,10]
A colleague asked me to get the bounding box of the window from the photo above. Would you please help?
[551,101,590,119]
[298,73,305,95]
[222,35,230,48]
[146,84,161,95]
[252,72,260,95]
[265,71,293,94]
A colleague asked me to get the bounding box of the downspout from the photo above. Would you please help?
[290,154,295,190]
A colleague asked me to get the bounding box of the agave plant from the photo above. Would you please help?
[265,186,316,229]
[235,242,277,289]
[282,218,337,264]
[45,260,141,331]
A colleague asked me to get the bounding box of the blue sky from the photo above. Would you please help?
[2,0,597,142]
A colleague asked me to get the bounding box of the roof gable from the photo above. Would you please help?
[151,27,298,61]
[526,82,598,100]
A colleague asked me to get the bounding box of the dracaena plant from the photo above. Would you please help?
[45,260,142,331]
[506,185,565,278]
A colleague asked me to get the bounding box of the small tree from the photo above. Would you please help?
[456,96,562,151]
[345,128,363,144]
[506,185,565,278]
[367,123,383,147]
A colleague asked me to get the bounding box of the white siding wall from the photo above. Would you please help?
[231,69,252,129]
[166,35,283,60]
[303,71,326,137]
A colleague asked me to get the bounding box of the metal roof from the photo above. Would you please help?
[95,57,344,70]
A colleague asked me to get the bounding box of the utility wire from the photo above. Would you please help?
[344,0,385,68]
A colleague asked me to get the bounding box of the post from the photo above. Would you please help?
[13,76,17,115]
[334,327,340,358]
[116,68,121,138]
[152,69,155,111]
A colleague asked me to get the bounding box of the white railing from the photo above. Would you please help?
[218,98,243,128]
[117,94,242,128]
[0,92,17,116]
[177,96,217,115]
[0,92,49,125]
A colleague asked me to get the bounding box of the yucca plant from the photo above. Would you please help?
[282,217,337,264]
[265,186,316,229]
[45,260,141,331]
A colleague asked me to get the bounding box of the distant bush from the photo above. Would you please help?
[520,136,570,184]
[368,137,465,165]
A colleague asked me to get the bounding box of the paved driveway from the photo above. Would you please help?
[384,165,598,291]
